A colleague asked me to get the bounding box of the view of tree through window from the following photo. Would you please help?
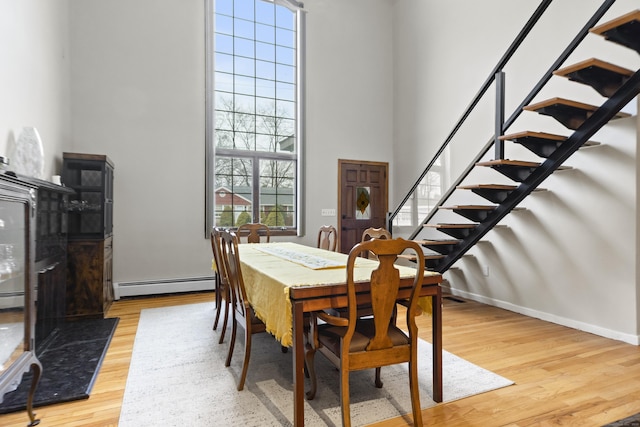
[208,0,303,232]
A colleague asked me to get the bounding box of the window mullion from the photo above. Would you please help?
[252,153,261,222]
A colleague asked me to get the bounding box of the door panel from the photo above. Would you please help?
[338,160,388,254]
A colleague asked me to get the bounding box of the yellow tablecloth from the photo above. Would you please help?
[238,242,433,347]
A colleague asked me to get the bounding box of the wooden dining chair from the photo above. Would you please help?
[236,223,270,243]
[210,227,230,344]
[219,229,268,391]
[304,238,426,427]
[361,226,392,242]
[361,227,391,259]
[317,225,338,252]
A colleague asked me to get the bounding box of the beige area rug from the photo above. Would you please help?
[118,303,513,426]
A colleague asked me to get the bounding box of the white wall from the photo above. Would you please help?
[302,0,394,244]
[392,0,640,343]
[0,0,71,178]
[69,0,210,283]
[68,0,394,283]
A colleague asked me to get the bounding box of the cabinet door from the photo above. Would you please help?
[35,259,65,346]
[66,240,105,319]
[102,237,113,313]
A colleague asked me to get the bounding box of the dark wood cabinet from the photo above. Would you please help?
[62,153,114,320]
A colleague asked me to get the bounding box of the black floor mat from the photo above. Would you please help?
[0,317,119,414]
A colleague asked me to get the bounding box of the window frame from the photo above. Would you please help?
[205,0,306,237]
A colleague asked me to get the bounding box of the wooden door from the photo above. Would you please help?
[338,160,389,254]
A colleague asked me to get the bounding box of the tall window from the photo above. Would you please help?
[206,0,305,235]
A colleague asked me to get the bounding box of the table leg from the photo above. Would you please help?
[292,300,305,426]
[432,288,443,402]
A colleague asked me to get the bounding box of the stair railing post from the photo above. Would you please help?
[494,71,505,160]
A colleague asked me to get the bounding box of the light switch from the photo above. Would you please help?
[321,208,336,217]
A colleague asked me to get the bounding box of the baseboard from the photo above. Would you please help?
[0,294,24,310]
[113,276,215,300]
[442,284,640,346]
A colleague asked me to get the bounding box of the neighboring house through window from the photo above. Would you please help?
[205,0,305,235]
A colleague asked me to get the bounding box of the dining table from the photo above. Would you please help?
[237,241,443,427]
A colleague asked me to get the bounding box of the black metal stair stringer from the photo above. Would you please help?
[435,69,640,273]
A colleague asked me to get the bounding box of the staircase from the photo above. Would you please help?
[389,6,640,274]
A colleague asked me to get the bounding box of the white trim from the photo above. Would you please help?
[113,277,214,300]
[0,295,24,310]
[270,0,304,10]
[442,284,640,346]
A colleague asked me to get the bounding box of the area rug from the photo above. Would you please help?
[0,317,119,414]
[119,303,513,426]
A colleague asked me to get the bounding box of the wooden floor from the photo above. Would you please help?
[2,292,640,426]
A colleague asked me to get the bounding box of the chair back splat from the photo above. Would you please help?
[361,227,391,259]
[361,226,391,242]
[237,223,270,243]
[317,225,338,252]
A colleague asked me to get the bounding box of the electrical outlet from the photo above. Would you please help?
[321,208,336,217]
[482,265,490,277]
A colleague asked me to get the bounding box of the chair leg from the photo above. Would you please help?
[238,324,252,391]
[340,368,351,427]
[218,296,229,344]
[213,302,221,330]
[213,275,221,330]
[375,367,383,388]
[304,345,318,400]
[225,313,237,367]
[408,358,423,426]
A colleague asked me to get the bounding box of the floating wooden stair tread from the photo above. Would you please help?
[398,253,444,269]
[415,239,460,245]
[590,10,640,55]
[524,97,631,130]
[402,252,445,260]
[477,159,540,182]
[554,58,634,97]
[457,184,518,190]
[456,184,519,203]
[441,205,496,210]
[477,159,541,167]
[499,131,599,158]
[416,239,460,255]
[425,223,477,228]
[441,205,496,223]
[424,223,477,239]
[477,158,570,182]
[500,131,599,146]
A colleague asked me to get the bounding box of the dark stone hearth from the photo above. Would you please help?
[0,317,118,414]
[603,414,640,427]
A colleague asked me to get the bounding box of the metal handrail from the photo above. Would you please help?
[388,0,617,234]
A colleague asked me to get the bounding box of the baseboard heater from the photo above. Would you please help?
[113,276,215,300]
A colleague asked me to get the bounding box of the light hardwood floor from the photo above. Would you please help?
[1,292,640,427]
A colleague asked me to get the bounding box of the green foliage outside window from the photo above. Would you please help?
[263,204,286,227]
[236,211,251,227]
[219,206,233,226]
